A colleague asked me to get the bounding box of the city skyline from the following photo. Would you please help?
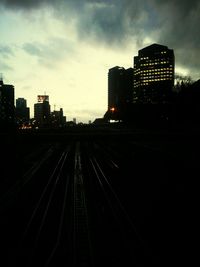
[0,0,200,122]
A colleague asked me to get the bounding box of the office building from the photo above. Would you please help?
[16,98,30,125]
[108,66,133,110]
[0,77,15,128]
[51,108,66,128]
[133,43,175,104]
[34,95,51,127]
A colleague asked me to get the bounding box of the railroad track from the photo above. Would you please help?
[14,144,74,266]
[84,139,189,266]
[0,144,56,212]
[1,140,160,266]
[81,141,151,266]
[73,142,93,267]
[2,141,93,267]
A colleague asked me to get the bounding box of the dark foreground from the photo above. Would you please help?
[0,126,199,266]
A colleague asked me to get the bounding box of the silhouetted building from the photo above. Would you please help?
[107,66,133,121]
[51,108,66,128]
[34,95,51,128]
[133,43,175,103]
[15,98,30,126]
[108,66,133,110]
[0,77,15,129]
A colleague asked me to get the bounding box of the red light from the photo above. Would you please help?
[110,107,115,112]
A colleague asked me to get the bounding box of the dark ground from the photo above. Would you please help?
[0,125,199,266]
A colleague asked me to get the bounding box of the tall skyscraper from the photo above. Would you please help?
[16,98,30,124]
[0,77,15,128]
[133,43,175,104]
[34,95,51,127]
[108,66,133,110]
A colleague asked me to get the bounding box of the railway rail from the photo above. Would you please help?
[0,136,190,266]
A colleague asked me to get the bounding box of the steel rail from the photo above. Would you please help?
[89,152,150,264]
[29,149,70,257]
[20,150,67,241]
[0,145,54,211]
[16,146,71,267]
[73,142,93,267]
[44,171,70,267]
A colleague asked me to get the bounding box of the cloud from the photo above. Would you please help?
[148,0,200,77]
[0,45,14,73]
[0,0,84,10]
[22,37,75,68]
[0,0,49,9]
[0,1,150,45]
[0,45,14,58]
[23,43,42,56]
[0,61,13,71]
[1,0,199,78]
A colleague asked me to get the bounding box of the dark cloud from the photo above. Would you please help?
[76,0,200,78]
[0,0,49,9]
[0,0,84,10]
[150,0,200,78]
[75,0,149,46]
[1,0,199,78]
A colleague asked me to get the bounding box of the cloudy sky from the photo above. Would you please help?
[0,0,199,122]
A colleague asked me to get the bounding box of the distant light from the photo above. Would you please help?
[110,107,115,112]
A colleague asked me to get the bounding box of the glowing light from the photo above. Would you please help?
[110,107,115,112]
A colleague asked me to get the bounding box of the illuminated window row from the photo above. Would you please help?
[139,71,172,75]
[141,77,172,82]
[140,72,172,77]
[140,57,149,60]
[140,67,173,72]
[140,61,170,66]
[141,75,173,79]
[141,76,173,80]
[141,57,170,63]
[141,72,172,76]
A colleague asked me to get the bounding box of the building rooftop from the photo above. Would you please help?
[138,43,173,56]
